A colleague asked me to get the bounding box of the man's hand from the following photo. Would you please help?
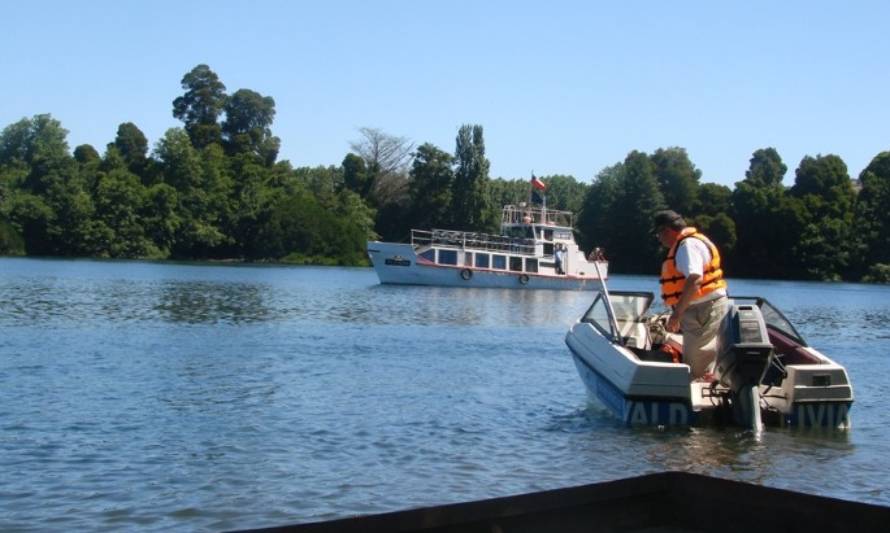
[667,312,681,332]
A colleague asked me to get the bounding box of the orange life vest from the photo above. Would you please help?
[660,227,726,307]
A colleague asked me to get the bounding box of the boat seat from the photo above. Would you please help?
[767,327,821,365]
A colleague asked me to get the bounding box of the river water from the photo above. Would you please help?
[1,257,889,531]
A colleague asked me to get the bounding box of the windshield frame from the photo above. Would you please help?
[731,296,807,346]
[581,291,654,342]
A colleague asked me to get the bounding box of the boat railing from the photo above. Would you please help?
[411,229,536,255]
[502,204,573,227]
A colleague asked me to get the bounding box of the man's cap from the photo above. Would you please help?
[653,210,685,230]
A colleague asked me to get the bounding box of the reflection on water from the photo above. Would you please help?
[0,258,889,532]
[155,281,274,324]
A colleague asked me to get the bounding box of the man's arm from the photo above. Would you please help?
[667,273,701,332]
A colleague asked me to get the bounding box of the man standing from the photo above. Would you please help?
[555,244,566,275]
[654,210,729,379]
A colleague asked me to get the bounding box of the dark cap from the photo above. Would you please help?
[653,210,686,231]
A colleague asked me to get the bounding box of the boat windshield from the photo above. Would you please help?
[582,291,654,340]
[732,296,807,346]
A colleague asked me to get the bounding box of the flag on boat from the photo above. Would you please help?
[531,175,547,191]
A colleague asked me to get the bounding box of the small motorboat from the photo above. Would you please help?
[564,285,854,430]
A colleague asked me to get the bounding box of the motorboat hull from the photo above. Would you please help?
[565,292,854,429]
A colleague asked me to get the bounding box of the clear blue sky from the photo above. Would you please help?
[3,1,888,186]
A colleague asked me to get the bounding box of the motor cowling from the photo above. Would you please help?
[715,303,774,393]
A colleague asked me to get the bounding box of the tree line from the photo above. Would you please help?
[1,64,888,282]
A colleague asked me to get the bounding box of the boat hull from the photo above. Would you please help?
[566,320,853,429]
[368,241,603,290]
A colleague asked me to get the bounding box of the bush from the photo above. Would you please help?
[862,263,890,284]
[0,219,25,255]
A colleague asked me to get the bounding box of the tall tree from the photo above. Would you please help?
[609,151,666,273]
[222,88,280,165]
[408,143,453,230]
[342,152,370,197]
[852,151,890,277]
[578,153,664,273]
[577,163,622,254]
[731,148,800,279]
[155,128,231,257]
[745,147,787,187]
[650,147,701,215]
[73,144,100,165]
[111,122,149,177]
[789,154,856,280]
[450,124,492,231]
[172,64,227,149]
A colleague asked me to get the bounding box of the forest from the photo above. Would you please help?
[1,64,888,282]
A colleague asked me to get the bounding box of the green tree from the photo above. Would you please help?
[0,217,24,255]
[692,212,737,258]
[342,152,371,197]
[143,183,180,256]
[172,64,227,149]
[450,124,492,231]
[222,88,280,165]
[745,147,787,187]
[112,122,149,176]
[4,191,55,254]
[788,154,855,280]
[73,144,100,165]
[408,143,453,230]
[650,147,700,215]
[578,153,665,273]
[156,128,231,257]
[577,164,622,254]
[255,187,367,264]
[731,148,802,279]
[0,114,74,195]
[695,182,732,216]
[93,168,157,257]
[852,151,890,277]
[537,174,588,214]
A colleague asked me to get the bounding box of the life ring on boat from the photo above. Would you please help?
[518,274,529,285]
[460,268,473,281]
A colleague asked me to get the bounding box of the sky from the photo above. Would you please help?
[2,1,889,187]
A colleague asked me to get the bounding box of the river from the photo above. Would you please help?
[1,257,889,531]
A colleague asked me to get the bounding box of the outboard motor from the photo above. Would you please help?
[715,303,775,432]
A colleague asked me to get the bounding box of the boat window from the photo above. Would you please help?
[509,256,523,272]
[475,253,490,268]
[544,229,554,241]
[555,230,572,240]
[438,249,458,265]
[543,243,554,256]
[419,249,435,262]
[493,255,506,270]
[525,258,538,273]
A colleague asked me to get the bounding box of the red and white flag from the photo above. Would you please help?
[531,175,546,191]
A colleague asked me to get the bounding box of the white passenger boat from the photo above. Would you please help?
[564,288,854,430]
[367,205,608,290]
